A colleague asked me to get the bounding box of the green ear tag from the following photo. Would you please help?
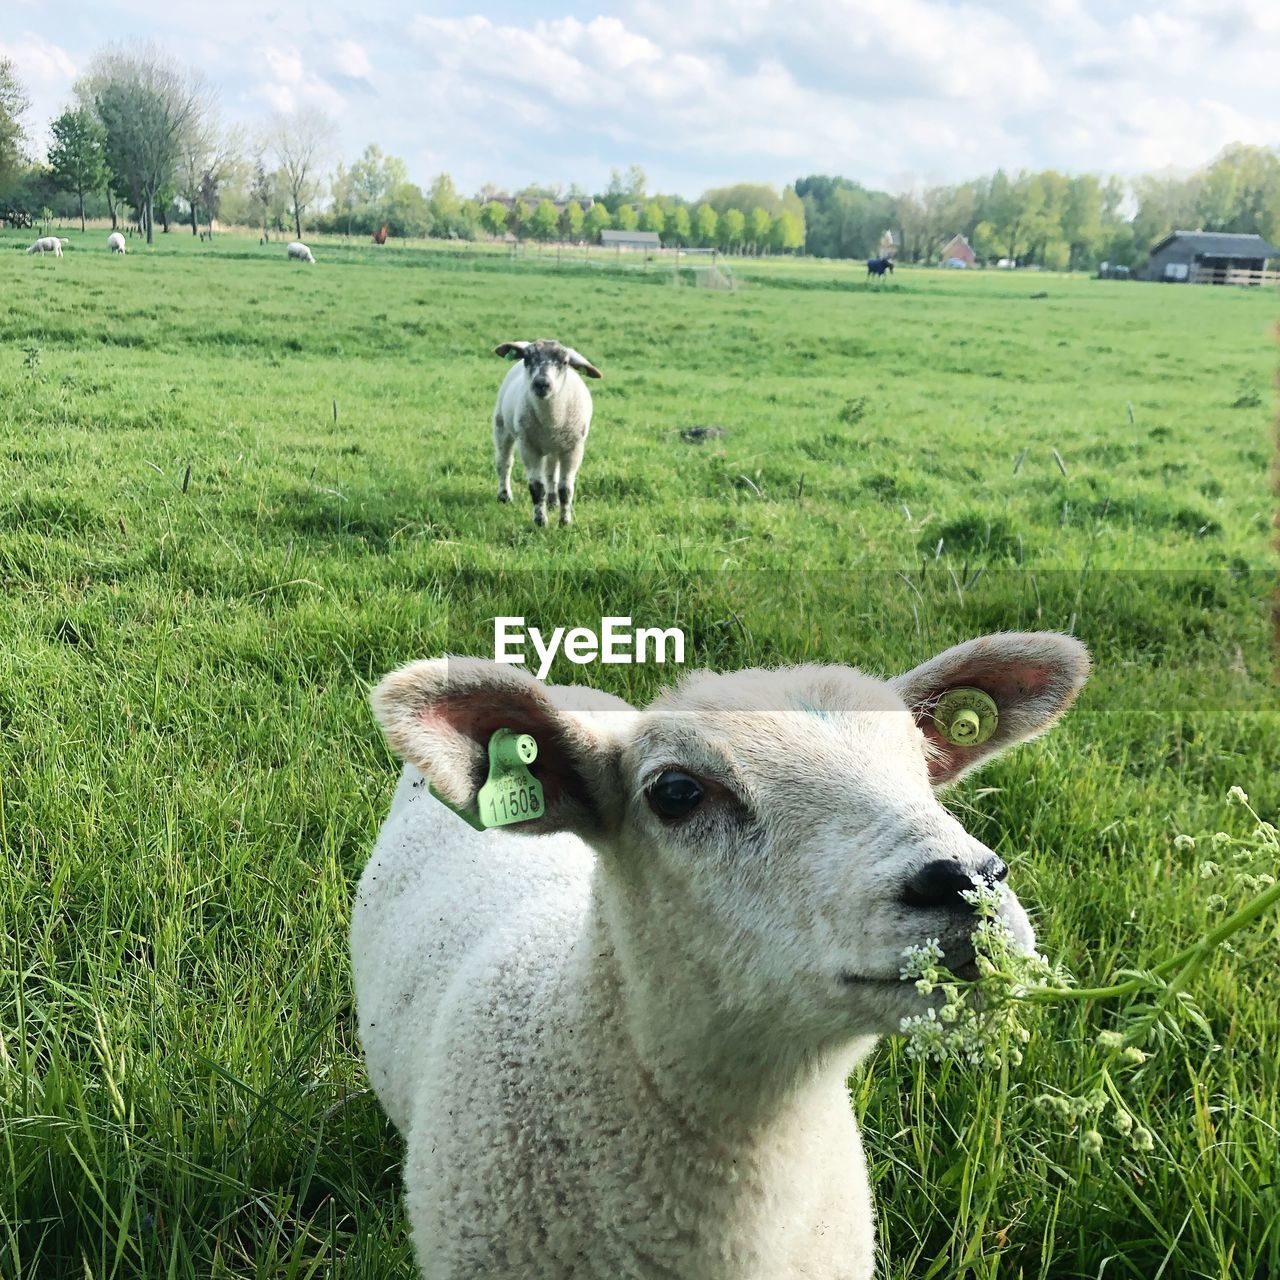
[431,729,544,830]
[933,687,999,747]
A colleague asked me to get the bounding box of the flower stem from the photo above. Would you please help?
[1018,872,1280,1004]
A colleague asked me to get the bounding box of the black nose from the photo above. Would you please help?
[532,379,551,394]
[901,857,1007,910]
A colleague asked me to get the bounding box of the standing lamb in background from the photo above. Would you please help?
[107,232,127,254]
[492,338,602,527]
[354,632,1090,1280]
[286,241,315,263]
[27,237,69,257]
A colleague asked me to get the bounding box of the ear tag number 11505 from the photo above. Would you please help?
[431,729,545,830]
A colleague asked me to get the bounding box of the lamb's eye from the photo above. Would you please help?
[648,770,704,819]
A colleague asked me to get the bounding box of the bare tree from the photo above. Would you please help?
[266,109,335,239]
[78,44,207,244]
[176,106,243,236]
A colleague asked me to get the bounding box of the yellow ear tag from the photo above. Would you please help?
[431,729,544,830]
[933,688,999,747]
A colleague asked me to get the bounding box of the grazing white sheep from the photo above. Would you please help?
[27,237,69,257]
[354,631,1090,1280]
[107,232,127,254]
[492,338,602,526]
[286,241,315,264]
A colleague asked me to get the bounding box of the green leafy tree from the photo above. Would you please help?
[1196,143,1280,242]
[80,46,208,243]
[457,198,481,240]
[794,175,892,259]
[1130,171,1200,254]
[640,200,666,236]
[721,208,745,251]
[770,210,804,252]
[426,172,463,237]
[384,181,430,238]
[614,202,638,231]
[348,144,408,209]
[48,106,107,232]
[530,197,560,241]
[507,198,531,239]
[560,199,585,241]
[667,205,691,246]
[700,183,783,216]
[584,202,611,242]
[481,199,508,238]
[1061,174,1103,270]
[693,202,718,248]
[747,206,772,252]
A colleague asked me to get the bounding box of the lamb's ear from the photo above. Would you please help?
[494,342,530,359]
[371,657,634,837]
[566,349,603,379]
[891,632,1090,788]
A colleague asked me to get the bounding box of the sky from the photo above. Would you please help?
[3,0,1279,199]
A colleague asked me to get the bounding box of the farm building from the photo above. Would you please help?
[940,233,976,267]
[600,229,661,251]
[1146,230,1278,285]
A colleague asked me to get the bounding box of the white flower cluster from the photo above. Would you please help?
[896,885,1057,1068]
[1033,1081,1155,1155]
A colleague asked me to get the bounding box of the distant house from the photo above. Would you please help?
[940,233,976,268]
[600,229,661,251]
[1146,230,1278,284]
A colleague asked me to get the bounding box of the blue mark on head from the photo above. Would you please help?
[791,698,832,721]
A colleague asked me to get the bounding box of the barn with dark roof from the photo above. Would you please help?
[1146,230,1278,284]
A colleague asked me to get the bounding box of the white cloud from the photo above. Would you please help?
[330,38,372,79]
[1,0,1277,193]
[252,42,346,116]
[0,32,79,149]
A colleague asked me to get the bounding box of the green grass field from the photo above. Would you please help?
[1,225,1277,1279]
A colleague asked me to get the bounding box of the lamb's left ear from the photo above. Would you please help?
[494,342,530,359]
[891,632,1090,787]
[566,349,603,379]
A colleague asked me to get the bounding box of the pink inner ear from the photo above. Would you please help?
[426,694,592,817]
[912,658,1053,783]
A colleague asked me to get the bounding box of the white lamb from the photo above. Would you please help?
[27,237,69,257]
[286,241,315,264]
[354,631,1090,1280]
[107,232,127,254]
[492,338,602,526]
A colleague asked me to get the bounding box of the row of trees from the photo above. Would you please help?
[0,45,332,244]
[307,151,806,252]
[798,145,1280,268]
[3,48,1277,265]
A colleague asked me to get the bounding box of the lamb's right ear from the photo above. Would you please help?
[371,657,634,837]
[566,349,603,379]
[494,342,530,359]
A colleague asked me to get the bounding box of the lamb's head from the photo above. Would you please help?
[495,339,602,399]
[372,632,1088,1049]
